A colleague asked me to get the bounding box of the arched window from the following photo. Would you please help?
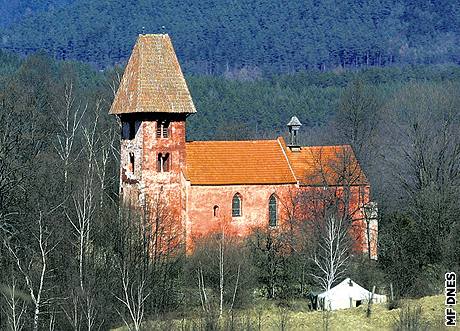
[269,194,277,227]
[213,205,219,217]
[232,194,242,217]
[156,153,170,172]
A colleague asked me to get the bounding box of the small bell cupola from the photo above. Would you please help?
[287,116,302,151]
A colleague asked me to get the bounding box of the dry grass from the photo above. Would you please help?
[113,295,450,330]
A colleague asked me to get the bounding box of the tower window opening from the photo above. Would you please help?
[162,121,170,138]
[213,205,219,217]
[156,121,170,138]
[128,121,136,139]
[122,120,137,140]
[156,123,161,138]
[232,194,242,217]
[129,152,135,173]
[157,153,170,172]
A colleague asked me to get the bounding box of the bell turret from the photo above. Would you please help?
[287,116,302,151]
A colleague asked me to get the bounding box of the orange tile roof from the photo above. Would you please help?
[110,34,196,115]
[185,137,367,186]
[280,138,368,186]
[185,139,297,185]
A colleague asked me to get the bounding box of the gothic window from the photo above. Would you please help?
[156,121,170,138]
[269,194,277,227]
[232,194,242,217]
[213,205,219,217]
[157,153,170,172]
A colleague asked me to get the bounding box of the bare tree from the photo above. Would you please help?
[1,277,28,331]
[190,220,249,319]
[377,82,460,296]
[310,212,351,292]
[115,263,150,331]
[62,100,109,331]
[66,179,95,293]
[334,79,381,159]
[4,212,54,331]
[53,81,87,184]
[112,191,183,329]
[294,146,366,292]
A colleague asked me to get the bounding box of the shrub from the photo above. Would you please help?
[393,304,429,331]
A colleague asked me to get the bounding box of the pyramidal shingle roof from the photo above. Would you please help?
[110,34,196,115]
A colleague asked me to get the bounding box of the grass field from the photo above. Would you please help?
[114,295,452,330]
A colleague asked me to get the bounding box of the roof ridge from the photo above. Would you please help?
[277,137,298,185]
[186,139,278,144]
[137,35,142,112]
[301,144,353,149]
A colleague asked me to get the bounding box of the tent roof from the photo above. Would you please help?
[318,278,385,300]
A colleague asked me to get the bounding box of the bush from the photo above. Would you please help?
[393,304,429,331]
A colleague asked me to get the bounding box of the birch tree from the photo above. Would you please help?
[4,212,55,331]
[1,277,28,331]
[53,81,87,184]
[310,213,351,292]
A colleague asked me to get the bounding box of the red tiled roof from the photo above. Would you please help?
[280,139,368,186]
[110,34,196,115]
[185,139,297,185]
[185,137,367,186]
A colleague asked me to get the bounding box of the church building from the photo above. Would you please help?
[110,34,378,259]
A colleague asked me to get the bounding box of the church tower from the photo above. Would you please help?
[110,34,196,244]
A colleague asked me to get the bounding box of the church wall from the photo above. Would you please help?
[186,183,297,247]
[186,183,375,258]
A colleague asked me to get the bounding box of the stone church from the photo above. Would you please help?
[110,34,378,259]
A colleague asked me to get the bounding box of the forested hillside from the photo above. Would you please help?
[0,0,74,27]
[1,0,459,72]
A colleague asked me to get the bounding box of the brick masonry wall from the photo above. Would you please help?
[120,114,188,250]
[185,183,376,258]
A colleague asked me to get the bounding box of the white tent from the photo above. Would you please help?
[317,278,387,310]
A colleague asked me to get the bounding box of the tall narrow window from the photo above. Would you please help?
[129,152,135,173]
[232,194,242,217]
[157,153,170,172]
[213,205,219,217]
[163,153,170,172]
[269,194,277,227]
[162,121,170,138]
[156,122,162,138]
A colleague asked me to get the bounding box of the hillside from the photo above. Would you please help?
[0,0,74,27]
[1,0,459,72]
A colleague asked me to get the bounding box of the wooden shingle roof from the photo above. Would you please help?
[110,34,196,115]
